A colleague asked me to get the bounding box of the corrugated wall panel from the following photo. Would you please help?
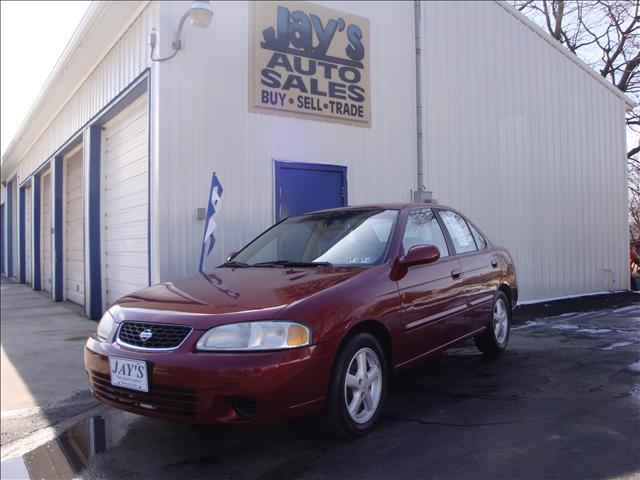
[14,3,157,185]
[155,1,417,279]
[421,1,629,301]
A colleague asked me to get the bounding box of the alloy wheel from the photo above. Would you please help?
[344,347,383,424]
[493,297,509,344]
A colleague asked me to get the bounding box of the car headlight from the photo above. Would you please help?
[96,308,116,341]
[196,321,311,351]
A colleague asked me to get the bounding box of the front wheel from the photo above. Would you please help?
[324,333,387,438]
[474,292,511,355]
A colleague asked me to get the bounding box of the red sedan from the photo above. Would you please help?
[85,204,517,437]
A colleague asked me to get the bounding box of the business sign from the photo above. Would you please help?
[250,1,370,127]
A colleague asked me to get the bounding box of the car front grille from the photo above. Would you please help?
[89,370,198,418]
[117,322,192,349]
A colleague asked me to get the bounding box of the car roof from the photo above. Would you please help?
[308,203,455,213]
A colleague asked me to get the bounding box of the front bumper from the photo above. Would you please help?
[84,336,338,425]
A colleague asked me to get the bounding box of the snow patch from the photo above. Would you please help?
[631,384,640,401]
[601,342,634,351]
[628,361,640,374]
[576,328,612,334]
[550,324,580,330]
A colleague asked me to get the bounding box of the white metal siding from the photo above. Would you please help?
[65,148,85,305]
[41,173,52,292]
[25,186,32,284]
[155,1,418,280]
[420,1,629,301]
[102,96,149,307]
[12,3,156,185]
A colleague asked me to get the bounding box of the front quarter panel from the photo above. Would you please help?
[278,264,402,362]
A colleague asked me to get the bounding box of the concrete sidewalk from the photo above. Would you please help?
[0,278,101,451]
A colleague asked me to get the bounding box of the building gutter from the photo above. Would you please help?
[414,0,424,193]
[413,1,434,203]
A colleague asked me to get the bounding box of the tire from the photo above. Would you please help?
[324,332,388,438]
[474,291,511,356]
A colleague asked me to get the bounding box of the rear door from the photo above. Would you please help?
[397,208,465,363]
[275,161,347,221]
[437,210,497,334]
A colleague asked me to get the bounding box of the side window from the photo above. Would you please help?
[402,208,449,258]
[468,223,487,250]
[439,210,477,254]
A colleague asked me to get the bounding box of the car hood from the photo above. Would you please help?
[113,266,364,329]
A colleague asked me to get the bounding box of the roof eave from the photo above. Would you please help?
[497,1,637,110]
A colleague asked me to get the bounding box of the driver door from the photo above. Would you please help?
[396,208,466,364]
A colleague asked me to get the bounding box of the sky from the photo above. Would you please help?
[0,1,90,157]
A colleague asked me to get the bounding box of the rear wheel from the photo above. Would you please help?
[324,333,387,438]
[474,292,510,355]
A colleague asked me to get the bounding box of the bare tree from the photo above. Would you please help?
[514,0,640,237]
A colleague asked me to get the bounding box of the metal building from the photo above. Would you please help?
[0,0,633,319]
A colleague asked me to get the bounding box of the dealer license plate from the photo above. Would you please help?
[109,356,149,392]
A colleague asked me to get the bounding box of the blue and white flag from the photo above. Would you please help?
[199,172,224,273]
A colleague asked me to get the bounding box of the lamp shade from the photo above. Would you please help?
[189,1,213,27]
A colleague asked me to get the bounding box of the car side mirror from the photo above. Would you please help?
[226,251,238,261]
[398,244,441,268]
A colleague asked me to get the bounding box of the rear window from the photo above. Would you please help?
[468,223,487,250]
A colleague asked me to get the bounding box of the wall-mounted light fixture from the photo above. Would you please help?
[149,1,214,62]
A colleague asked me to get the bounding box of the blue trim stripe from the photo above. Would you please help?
[53,156,64,301]
[0,204,4,275]
[33,174,42,290]
[19,186,26,283]
[6,176,15,278]
[146,74,152,287]
[88,126,103,319]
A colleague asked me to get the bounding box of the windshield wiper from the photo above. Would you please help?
[251,260,333,268]
[220,260,250,268]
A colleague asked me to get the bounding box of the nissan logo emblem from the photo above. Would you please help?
[139,329,153,342]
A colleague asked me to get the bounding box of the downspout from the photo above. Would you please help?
[413,0,433,203]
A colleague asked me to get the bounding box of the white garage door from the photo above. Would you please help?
[65,147,85,305]
[25,186,32,285]
[41,172,52,292]
[102,96,149,308]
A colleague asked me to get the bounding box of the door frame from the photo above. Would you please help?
[273,160,348,222]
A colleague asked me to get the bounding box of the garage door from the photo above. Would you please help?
[41,172,52,292]
[65,147,85,305]
[102,96,149,308]
[25,186,32,285]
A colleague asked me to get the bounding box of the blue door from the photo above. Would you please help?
[275,161,348,221]
[0,204,4,275]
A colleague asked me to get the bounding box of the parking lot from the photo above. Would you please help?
[2,286,638,480]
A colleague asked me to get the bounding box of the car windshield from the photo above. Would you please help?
[230,209,398,267]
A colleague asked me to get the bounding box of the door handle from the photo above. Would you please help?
[491,259,498,268]
[451,269,461,280]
